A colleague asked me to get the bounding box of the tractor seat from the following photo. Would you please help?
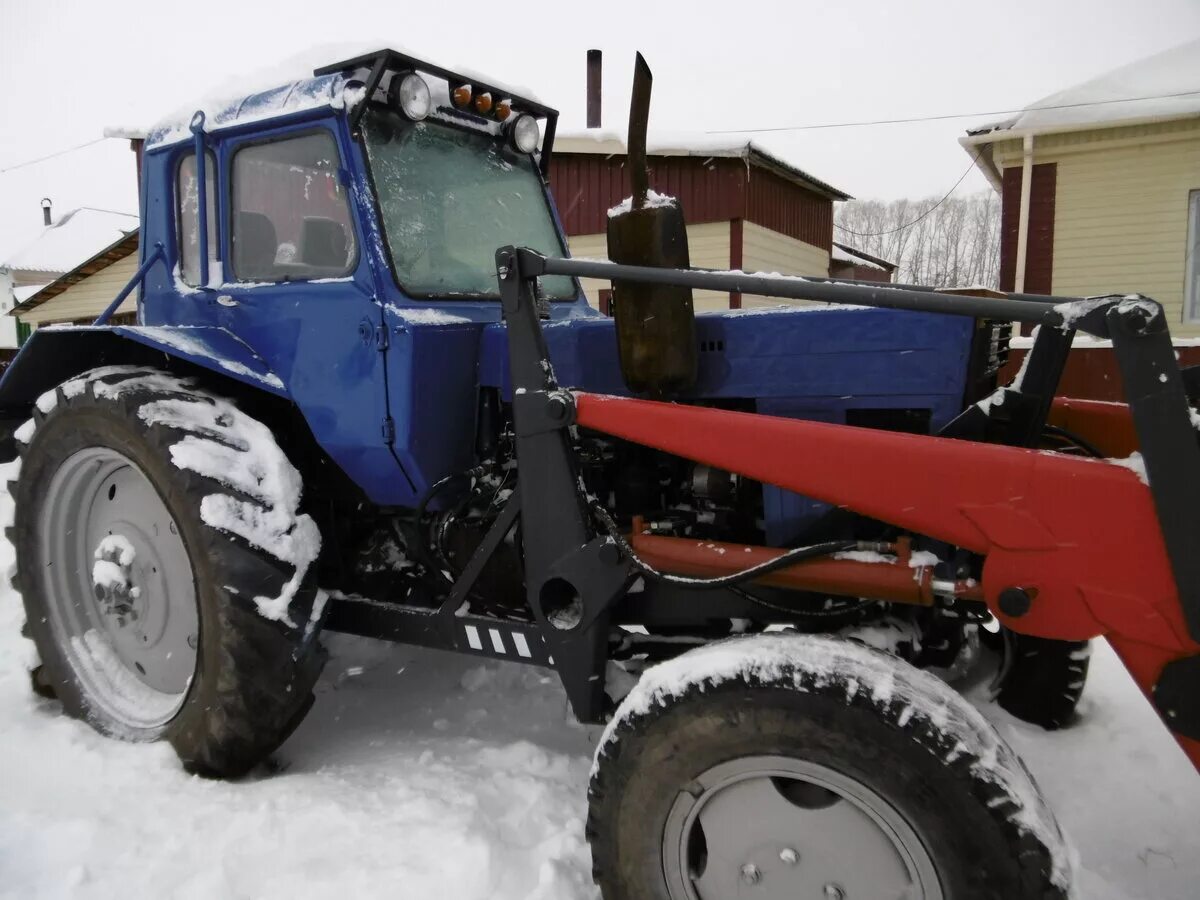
[234,212,279,282]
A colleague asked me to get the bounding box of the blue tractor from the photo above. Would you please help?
[2,50,1110,898]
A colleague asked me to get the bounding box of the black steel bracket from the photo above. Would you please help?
[495,246,632,723]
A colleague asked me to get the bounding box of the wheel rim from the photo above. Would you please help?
[663,755,943,900]
[38,446,198,733]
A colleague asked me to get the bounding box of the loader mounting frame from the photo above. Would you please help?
[330,246,1200,770]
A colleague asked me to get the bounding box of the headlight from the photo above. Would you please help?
[391,73,431,121]
[510,114,540,154]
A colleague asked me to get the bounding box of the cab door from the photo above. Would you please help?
[209,121,409,505]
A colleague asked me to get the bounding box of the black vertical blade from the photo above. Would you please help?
[628,52,652,210]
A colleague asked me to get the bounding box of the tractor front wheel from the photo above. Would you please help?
[11,367,326,777]
[588,634,1073,900]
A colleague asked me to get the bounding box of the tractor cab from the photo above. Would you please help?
[127,51,597,509]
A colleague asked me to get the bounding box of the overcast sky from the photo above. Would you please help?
[2,0,1198,260]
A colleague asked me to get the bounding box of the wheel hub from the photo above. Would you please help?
[663,755,942,900]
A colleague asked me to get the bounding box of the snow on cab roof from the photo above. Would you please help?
[968,38,1200,138]
[141,43,546,151]
[555,129,852,201]
[2,208,138,276]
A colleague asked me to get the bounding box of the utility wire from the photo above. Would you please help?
[834,150,984,239]
[708,89,1200,134]
[0,137,107,175]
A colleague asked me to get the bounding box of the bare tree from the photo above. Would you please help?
[835,191,1001,289]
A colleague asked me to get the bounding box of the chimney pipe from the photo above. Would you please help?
[586,49,602,129]
[40,197,52,227]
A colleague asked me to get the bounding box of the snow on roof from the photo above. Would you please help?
[12,284,49,303]
[970,38,1200,137]
[2,208,138,276]
[555,129,851,200]
[831,241,893,272]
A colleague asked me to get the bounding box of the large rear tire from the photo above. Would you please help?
[588,634,1072,900]
[11,366,326,777]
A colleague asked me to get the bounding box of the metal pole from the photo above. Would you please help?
[93,242,165,325]
[535,253,1071,327]
[189,111,209,289]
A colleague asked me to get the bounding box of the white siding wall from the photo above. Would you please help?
[739,222,831,309]
[567,222,733,313]
[993,118,1200,336]
[21,254,140,328]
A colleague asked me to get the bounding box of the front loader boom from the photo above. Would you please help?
[496,247,1200,771]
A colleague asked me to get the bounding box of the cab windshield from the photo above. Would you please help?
[362,108,575,299]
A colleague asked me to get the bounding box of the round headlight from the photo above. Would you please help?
[510,114,540,154]
[391,73,431,121]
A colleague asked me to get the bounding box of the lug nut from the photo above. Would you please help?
[740,863,761,885]
[779,847,799,865]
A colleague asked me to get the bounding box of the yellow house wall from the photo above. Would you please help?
[567,221,832,314]
[20,253,140,328]
[568,222,733,312]
[738,222,831,310]
[993,118,1200,336]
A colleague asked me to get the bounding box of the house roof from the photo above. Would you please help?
[831,241,895,272]
[2,208,138,278]
[12,229,139,315]
[967,38,1200,139]
[554,129,852,201]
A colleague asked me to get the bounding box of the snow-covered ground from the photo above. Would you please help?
[1,458,1197,899]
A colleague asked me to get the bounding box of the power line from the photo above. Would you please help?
[0,137,107,175]
[709,89,1200,134]
[834,150,983,239]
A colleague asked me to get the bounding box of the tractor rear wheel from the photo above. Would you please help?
[11,367,326,777]
[588,633,1072,900]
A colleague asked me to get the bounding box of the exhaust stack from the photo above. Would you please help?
[605,53,697,398]
[586,49,602,129]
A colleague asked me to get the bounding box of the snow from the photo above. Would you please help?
[831,243,889,272]
[0,462,1198,897]
[607,190,677,218]
[92,535,137,595]
[12,283,49,304]
[121,326,285,390]
[1107,451,1149,485]
[136,387,320,626]
[1,208,137,276]
[975,38,1200,135]
[143,43,543,151]
[385,304,473,325]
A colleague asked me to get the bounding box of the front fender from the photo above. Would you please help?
[0,325,288,416]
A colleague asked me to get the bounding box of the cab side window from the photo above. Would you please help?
[177,153,216,286]
[230,131,356,282]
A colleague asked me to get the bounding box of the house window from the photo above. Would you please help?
[176,153,216,286]
[1188,190,1200,321]
[230,131,356,283]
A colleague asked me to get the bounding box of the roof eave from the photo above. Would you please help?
[13,230,140,315]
